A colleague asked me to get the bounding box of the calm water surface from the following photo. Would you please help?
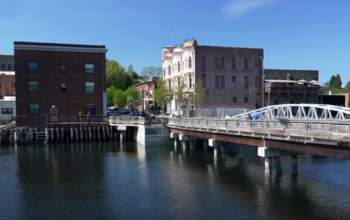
[1,142,350,220]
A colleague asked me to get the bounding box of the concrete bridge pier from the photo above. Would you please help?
[209,139,224,158]
[273,157,282,176]
[265,157,273,175]
[170,133,179,148]
[239,146,245,159]
[291,155,298,175]
[179,134,189,151]
[120,131,125,142]
[203,140,208,149]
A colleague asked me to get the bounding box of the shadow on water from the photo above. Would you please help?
[1,142,350,220]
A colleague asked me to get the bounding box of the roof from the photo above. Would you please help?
[265,80,298,83]
[264,68,319,72]
[14,41,108,53]
[14,41,106,49]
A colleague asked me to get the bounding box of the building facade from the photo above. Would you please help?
[14,41,108,127]
[0,99,16,122]
[0,71,15,98]
[162,39,264,113]
[0,54,15,71]
[264,69,321,106]
[133,77,158,112]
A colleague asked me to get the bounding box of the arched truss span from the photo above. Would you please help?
[231,104,350,120]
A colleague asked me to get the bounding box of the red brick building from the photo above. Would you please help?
[133,77,158,112]
[0,71,15,98]
[14,41,108,127]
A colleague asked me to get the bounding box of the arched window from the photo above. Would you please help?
[189,75,192,88]
[1,64,5,70]
[178,61,180,72]
[7,64,11,70]
[189,57,192,68]
[201,74,207,88]
[168,65,171,75]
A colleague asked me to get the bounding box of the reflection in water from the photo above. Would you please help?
[0,142,350,219]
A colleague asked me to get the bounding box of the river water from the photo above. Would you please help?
[1,142,350,220]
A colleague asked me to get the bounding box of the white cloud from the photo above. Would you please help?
[222,0,282,19]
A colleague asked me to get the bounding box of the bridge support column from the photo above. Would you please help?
[273,157,282,176]
[120,131,125,142]
[239,146,245,158]
[291,155,298,175]
[265,157,272,175]
[203,140,208,149]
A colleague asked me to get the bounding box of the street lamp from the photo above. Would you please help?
[287,73,290,103]
[259,55,264,107]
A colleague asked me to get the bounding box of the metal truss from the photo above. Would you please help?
[231,104,350,120]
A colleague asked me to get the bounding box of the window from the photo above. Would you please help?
[163,68,165,77]
[12,91,16,96]
[29,104,39,115]
[201,74,207,88]
[255,59,258,68]
[202,56,206,68]
[0,80,2,87]
[255,77,258,87]
[85,64,94,74]
[232,76,236,88]
[168,65,171,75]
[61,83,66,92]
[233,97,237,103]
[189,57,192,68]
[12,80,15,87]
[244,97,248,103]
[232,58,236,69]
[215,76,220,88]
[27,61,38,73]
[220,57,225,69]
[28,81,39,91]
[244,58,248,70]
[220,76,225,88]
[244,76,248,89]
[60,65,66,74]
[1,64,5,70]
[189,76,192,88]
[178,61,180,72]
[2,108,13,114]
[85,82,95,92]
[7,64,11,70]
[86,104,96,115]
[215,57,219,69]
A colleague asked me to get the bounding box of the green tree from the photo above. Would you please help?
[173,80,186,114]
[126,65,134,75]
[106,59,125,87]
[333,74,342,88]
[106,86,116,106]
[125,87,141,110]
[329,75,336,88]
[113,89,127,107]
[323,87,347,95]
[154,79,173,115]
[189,80,207,109]
[141,66,163,78]
[345,80,350,92]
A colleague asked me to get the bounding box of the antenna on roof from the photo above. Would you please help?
[168,29,170,46]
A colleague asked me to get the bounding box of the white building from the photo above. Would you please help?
[162,39,195,114]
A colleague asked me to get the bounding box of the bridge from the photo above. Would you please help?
[167,104,350,175]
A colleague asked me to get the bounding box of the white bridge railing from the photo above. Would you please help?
[168,118,350,135]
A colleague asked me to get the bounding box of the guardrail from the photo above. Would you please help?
[109,116,169,125]
[46,114,109,125]
[168,118,350,135]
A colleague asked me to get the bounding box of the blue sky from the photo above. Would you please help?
[1,0,349,84]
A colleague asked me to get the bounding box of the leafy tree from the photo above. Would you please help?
[141,66,163,78]
[126,65,134,75]
[154,79,173,115]
[106,86,116,106]
[189,80,207,108]
[113,89,127,107]
[329,75,336,88]
[106,59,125,87]
[173,80,186,113]
[345,80,350,92]
[323,87,347,95]
[125,87,141,110]
[116,73,132,90]
[333,74,342,88]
